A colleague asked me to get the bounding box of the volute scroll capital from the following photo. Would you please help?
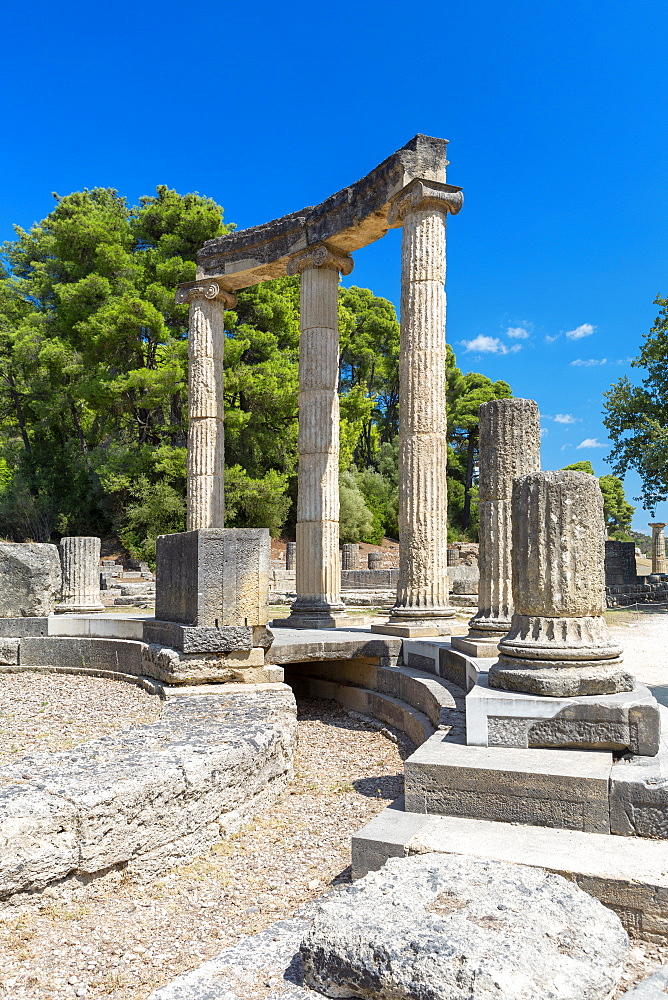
[387,178,464,227]
[175,279,238,309]
[286,243,354,277]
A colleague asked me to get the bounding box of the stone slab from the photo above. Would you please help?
[400,638,450,675]
[266,628,402,666]
[0,543,61,617]
[439,645,493,692]
[143,620,254,653]
[47,615,145,640]
[0,638,19,664]
[350,807,668,941]
[0,617,48,637]
[20,636,144,674]
[611,707,668,838]
[450,633,503,657]
[370,622,452,638]
[141,644,269,685]
[404,733,612,832]
[155,528,269,627]
[620,969,668,998]
[467,673,661,755]
[272,612,362,630]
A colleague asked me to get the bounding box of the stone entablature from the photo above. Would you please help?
[195,136,461,288]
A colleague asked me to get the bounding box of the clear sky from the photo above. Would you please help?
[2,0,666,531]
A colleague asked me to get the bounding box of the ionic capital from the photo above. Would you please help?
[286,243,354,277]
[175,279,238,309]
[388,178,464,227]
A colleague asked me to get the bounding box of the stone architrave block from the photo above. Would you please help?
[404,733,612,832]
[155,528,270,628]
[466,673,660,756]
[0,543,61,617]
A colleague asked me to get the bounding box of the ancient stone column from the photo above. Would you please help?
[368,552,383,570]
[285,542,296,571]
[490,471,633,697]
[175,280,237,531]
[649,523,668,574]
[375,179,463,636]
[56,536,104,613]
[277,244,354,629]
[341,544,360,571]
[453,399,541,656]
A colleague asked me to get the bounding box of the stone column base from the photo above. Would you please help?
[451,631,506,657]
[489,654,635,698]
[54,602,105,614]
[272,611,360,631]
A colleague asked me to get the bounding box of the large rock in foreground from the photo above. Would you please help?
[301,853,628,1000]
[0,543,61,617]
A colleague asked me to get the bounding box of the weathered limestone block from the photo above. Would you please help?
[56,536,104,613]
[491,471,633,697]
[610,710,668,838]
[155,528,270,628]
[143,620,272,653]
[0,638,19,665]
[0,543,61,617]
[300,853,628,1000]
[0,687,297,900]
[142,643,282,685]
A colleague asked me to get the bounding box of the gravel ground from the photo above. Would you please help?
[0,672,162,767]
[0,692,411,999]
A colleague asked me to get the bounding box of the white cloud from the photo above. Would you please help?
[566,323,596,341]
[461,335,513,355]
[506,326,530,340]
[560,444,572,451]
[570,358,608,367]
[509,343,522,353]
[540,427,548,438]
[545,334,560,344]
[554,413,578,424]
[576,438,606,449]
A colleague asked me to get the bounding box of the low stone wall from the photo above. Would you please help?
[606,581,668,607]
[0,684,297,903]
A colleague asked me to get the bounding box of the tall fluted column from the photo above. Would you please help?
[453,399,541,656]
[374,179,463,636]
[175,280,237,531]
[650,523,667,574]
[490,471,633,696]
[56,536,104,613]
[276,244,354,629]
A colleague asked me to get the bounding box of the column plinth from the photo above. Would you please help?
[490,471,634,697]
[649,523,668,575]
[55,536,104,613]
[373,179,463,638]
[273,245,356,630]
[452,399,541,657]
[176,280,236,531]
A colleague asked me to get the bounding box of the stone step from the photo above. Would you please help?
[404,733,613,832]
[351,804,668,942]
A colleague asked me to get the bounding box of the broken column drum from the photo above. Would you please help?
[649,523,667,575]
[341,544,360,571]
[56,536,104,613]
[490,471,634,697]
[467,398,541,650]
[285,245,353,627]
[386,180,463,630]
[285,542,296,571]
[175,280,237,532]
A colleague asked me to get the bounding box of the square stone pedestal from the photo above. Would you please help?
[466,672,661,756]
[271,611,361,631]
[155,528,269,627]
[371,622,453,638]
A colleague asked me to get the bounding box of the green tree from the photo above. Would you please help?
[603,294,668,513]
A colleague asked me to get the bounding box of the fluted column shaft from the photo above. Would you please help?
[386,181,463,625]
[56,536,104,613]
[176,280,237,531]
[650,523,667,574]
[288,245,353,618]
[469,399,541,638]
[490,471,633,696]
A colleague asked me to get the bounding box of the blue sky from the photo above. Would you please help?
[2,0,666,531]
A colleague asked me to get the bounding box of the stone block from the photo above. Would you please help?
[266,628,402,666]
[20,636,144,674]
[466,674,661,755]
[142,643,267,685]
[619,969,668,998]
[404,734,612,832]
[0,543,61,617]
[0,617,48,637]
[155,528,269,627]
[143,620,255,653]
[450,634,502,657]
[610,710,668,838]
[0,638,19,665]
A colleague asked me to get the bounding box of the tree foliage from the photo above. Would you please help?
[603,295,668,513]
